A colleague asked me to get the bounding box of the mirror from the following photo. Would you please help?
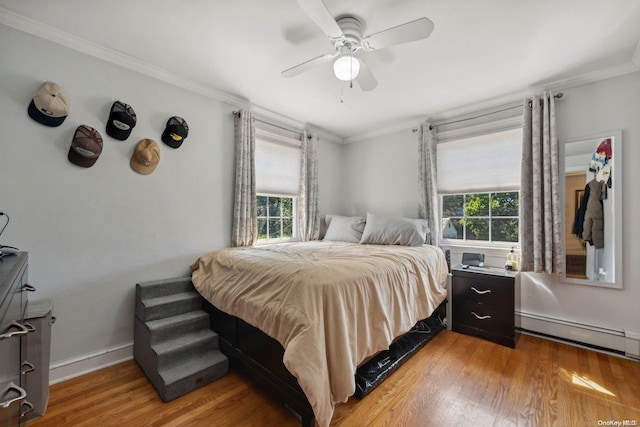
[560,130,622,288]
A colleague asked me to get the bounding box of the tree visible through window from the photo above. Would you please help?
[442,192,519,243]
[257,195,295,241]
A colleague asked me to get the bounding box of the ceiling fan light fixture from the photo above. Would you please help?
[333,55,360,81]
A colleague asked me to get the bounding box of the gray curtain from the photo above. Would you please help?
[520,92,563,273]
[418,122,439,246]
[297,131,320,241]
[231,109,257,247]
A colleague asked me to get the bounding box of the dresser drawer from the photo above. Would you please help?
[451,273,513,307]
[452,299,514,338]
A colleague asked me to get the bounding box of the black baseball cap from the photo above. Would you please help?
[106,101,136,141]
[161,116,189,148]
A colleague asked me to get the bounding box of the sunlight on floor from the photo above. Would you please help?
[562,368,616,397]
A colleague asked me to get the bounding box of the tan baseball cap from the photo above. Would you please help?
[68,125,103,168]
[130,139,160,175]
[28,82,70,127]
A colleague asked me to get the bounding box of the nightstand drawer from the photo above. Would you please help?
[451,274,513,306]
[452,299,514,337]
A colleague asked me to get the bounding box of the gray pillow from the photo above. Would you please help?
[359,212,429,246]
[323,215,366,243]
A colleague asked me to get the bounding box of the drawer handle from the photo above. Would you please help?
[0,321,30,340]
[22,283,36,292]
[0,382,27,408]
[471,286,491,295]
[20,400,35,417]
[471,311,492,320]
[21,361,36,375]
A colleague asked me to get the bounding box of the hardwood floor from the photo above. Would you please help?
[29,332,640,426]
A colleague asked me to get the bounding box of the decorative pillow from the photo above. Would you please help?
[323,215,366,243]
[359,212,429,246]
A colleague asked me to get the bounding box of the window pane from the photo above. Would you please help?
[492,192,519,216]
[464,218,490,240]
[257,219,268,239]
[492,218,519,242]
[257,194,296,240]
[282,219,293,238]
[282,197,293,218]
[268,197,280,217]
[257,196,267,217]
[442,195,464,217]
[269,219,281,238]
[465,193,490,217]
[442,218,463,239]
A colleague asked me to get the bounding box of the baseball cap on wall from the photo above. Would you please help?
[130,139,160,175]
[106,101,137,140]
[28,82,70,127]
[161,116,189,149]
[68,125,103,168]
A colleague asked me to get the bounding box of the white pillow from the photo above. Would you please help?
[323,215,366,243]
[359,212,429,246]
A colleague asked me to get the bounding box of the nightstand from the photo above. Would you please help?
[451,265,516,348]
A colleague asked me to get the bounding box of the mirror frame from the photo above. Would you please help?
[559,130,623,289]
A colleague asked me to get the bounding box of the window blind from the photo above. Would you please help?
[255,129,301,196]
[437,127,522,194]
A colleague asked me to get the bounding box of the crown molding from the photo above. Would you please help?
[345,59,640,144]
[0,7,344,145]
[343,116,424,144]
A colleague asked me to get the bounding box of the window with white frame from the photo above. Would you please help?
[442,192,519,243]
[257,195,295,240]
[438,127,522,245]
[255,128,301,242]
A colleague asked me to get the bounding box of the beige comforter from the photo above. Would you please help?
[190,241,448,427]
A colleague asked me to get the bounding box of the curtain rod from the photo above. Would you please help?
[411,92,564,132]
[232,110,310,138]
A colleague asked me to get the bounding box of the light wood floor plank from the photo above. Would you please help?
[29,331,640,427]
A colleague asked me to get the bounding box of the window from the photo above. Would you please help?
[257,195,296,241]
[442,191,519,243]
[255,128,302,243]
[437,126,522,245]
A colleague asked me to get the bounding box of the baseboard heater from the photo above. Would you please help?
[517,328,626,357]
[354,302,446,397]
[516,310,630,358]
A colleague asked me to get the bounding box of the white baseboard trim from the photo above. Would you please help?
[49,342,133,384]
[516,311,639,360]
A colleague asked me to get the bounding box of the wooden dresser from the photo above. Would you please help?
[0,252,31,425]
[451,265,516,348]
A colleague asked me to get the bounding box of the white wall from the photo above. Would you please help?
[518,73,640,346]
[341,129,421,218]
[341,72,640,354]
[0,25,344,377]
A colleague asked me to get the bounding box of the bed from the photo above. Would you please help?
[190,236,448,427]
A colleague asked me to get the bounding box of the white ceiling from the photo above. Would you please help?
[2,0,640,141]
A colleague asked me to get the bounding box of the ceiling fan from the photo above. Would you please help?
[282,0,434,91]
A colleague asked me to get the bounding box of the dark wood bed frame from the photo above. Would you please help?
[202,300,316,426]
[201,297,447,427]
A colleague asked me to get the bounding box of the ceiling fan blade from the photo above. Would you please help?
[355,59,378,91]
[363,17,434,50]
[296,0,344,39]
[282,53,337,78]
